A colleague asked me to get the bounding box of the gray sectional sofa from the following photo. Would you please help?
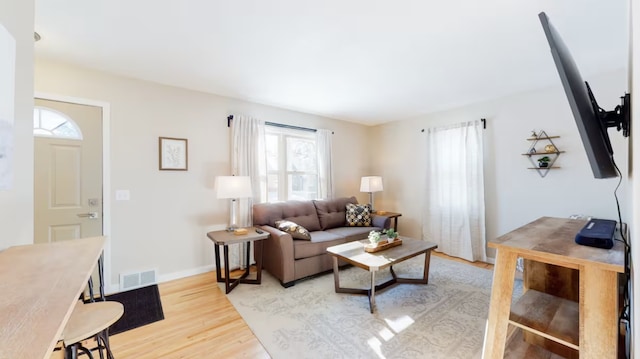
[253,196,390,287]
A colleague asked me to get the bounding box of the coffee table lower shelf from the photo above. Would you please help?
[332,264,429,313]
[327,238,437,313]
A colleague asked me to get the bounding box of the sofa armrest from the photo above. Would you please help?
[372,215,391,229]
[256,225,296,286]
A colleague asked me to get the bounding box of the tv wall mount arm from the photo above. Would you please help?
[587,81,631,138]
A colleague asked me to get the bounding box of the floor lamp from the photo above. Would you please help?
[360,176,383,212]
[215,176,253,231]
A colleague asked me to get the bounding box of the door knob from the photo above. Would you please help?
[77,212,99,219]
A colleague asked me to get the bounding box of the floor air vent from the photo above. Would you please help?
[120,269,157,291]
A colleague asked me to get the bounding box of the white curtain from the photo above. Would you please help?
[316,129,334,199]
[422,120,486,262]
[230,115,266,268]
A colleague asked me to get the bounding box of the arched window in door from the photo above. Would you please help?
[33,107,83,139]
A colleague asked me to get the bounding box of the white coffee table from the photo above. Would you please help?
[327,237,438,313]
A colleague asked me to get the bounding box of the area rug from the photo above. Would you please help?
[106,284,165,335]
[224,256,522,359]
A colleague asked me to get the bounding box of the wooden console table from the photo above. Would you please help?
[0,237,106,359]
[482,217,624,359]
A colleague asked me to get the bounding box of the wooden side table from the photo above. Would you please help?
[482,217,624,359]
[206,229,269,294]
[374,211,402,231]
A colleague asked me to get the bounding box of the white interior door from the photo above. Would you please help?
[33,98,103,295]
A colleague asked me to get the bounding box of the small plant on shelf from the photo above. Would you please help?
[538,156,551,168]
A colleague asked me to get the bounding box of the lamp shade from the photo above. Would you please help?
[215,176,253,199]
[360,176,383,193]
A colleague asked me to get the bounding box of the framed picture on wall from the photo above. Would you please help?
[159,137,188,171]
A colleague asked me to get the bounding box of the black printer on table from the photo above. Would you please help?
[575,218,617,249]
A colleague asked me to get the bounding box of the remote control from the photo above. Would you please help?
[255,228,264,234]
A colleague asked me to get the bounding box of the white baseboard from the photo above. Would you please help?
[159,264,216,283]
[107,264,215,295]
[486,257,496,265]
[105,282,119,295]
[105,223,228,294]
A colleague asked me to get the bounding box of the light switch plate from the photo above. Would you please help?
[115,190,130,201]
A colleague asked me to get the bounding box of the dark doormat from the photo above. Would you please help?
[106,284,165,335]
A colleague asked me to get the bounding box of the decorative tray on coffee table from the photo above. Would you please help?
[364,238,403,253]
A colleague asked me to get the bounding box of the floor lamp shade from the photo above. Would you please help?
[360,176,383,212]
[215,176,253,230]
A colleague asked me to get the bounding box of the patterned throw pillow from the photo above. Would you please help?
[345,203,372,227]
[275,220,312,240]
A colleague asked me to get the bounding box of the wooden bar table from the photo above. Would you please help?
[482,217,624,359]
[0,236,106,359]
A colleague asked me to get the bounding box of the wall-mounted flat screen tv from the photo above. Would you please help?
[538,11,630,179]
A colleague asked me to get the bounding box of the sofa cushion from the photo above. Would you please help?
[313,196,358,230]
[294,231,345,260]
[253,200,322,232]
[346,203,372,226]
[275,220,311,240]
[325,226,382,242]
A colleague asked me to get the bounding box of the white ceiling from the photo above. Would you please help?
[33,0,628,125]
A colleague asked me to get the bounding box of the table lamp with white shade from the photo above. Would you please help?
[215,176,253,231]
[360,176,383,212]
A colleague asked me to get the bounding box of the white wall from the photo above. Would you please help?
[0,0,34,249]
[630,0,639,354]
[370,69,629,259]
[34,58,371,289]
[6,0,637,349]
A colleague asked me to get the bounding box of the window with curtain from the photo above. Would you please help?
[422,120,486,262]
[230,116,331,269]
[265,126,318,201]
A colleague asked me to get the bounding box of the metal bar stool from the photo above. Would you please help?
[62,300,124,359]
[86,253,105,302]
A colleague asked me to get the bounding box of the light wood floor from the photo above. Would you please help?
[434,251,494,270]
[109,271,270,359]
[53,252,492,359]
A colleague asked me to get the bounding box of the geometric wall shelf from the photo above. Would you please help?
[522,130,565,178]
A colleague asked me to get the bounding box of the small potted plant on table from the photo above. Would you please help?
[368,230,382,245]
[365,229,402,252]
[386,228,398,242]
